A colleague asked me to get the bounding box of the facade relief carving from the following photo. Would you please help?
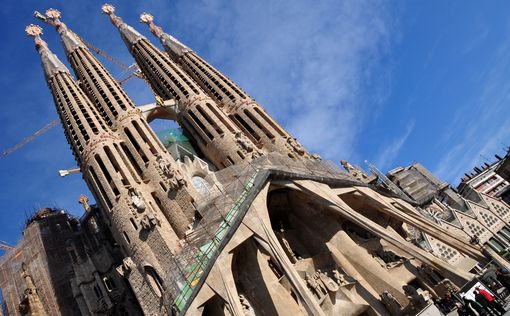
[156,154,186,189]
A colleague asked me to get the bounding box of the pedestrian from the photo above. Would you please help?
[497,268,510,293]
[478,287,506,315]
[456,302,477,316]
[463,297,487,316]
[474,288,504,316]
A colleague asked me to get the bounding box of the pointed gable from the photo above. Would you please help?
[480,194,510,223]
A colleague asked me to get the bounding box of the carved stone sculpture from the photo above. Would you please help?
[340,160,369,181]
[239,294,255,316]
[287,137,305,156]
[116,257,135,277]
[235,132,255,152]
[129,188,146,212]
[380,291,403,315]
[156,154,186,188]
[305,273,323,298]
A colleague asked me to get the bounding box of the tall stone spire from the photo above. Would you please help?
[103,4,263,169]
[28,24,190,314]
[26,24,108,165]
[139,13,313,159]
[38,9,196,236]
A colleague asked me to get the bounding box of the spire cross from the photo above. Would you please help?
[102,3,123,27]
[140,12,163,38]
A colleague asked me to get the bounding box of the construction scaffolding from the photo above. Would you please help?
[0,209,79,316]
[160,154,357,314]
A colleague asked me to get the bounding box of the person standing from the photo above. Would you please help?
[474,288,504,316]
[463,297,487,316]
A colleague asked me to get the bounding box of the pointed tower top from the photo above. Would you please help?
[34,8,87,54]
[26,24,69,78]
[102,4,145,51]
[139,12,190,57]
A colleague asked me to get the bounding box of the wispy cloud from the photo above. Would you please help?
[170,0,396,161]
[434,33,510,184]
[375,121,415,169]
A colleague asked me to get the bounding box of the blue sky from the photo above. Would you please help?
[0,0,509,245]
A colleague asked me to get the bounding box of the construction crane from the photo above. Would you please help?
[1,20,144,158]
[0,241,14,252]
[1,119,59,157]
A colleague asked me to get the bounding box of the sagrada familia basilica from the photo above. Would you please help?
[1,4,510,316]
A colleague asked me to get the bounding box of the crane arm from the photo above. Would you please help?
[2,119,60,157]
[0,241,14,252]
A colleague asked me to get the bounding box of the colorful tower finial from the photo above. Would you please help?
[35,8,87,54]
[26,24,69,78]
[139,12,190,56]
[102,4,145,51]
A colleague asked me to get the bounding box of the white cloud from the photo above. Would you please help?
[170,0,396,161]
[375,121,415,169]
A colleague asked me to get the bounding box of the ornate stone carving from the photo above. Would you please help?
[318,271,339,292]
[116,257,135,277]
[140,213,159,230]
[156,154,187,188]
[403,285,428,311]
[239,295,255,316]
[128,188,146,212]
[340,160,369,181]
[286,137,306,156]
[235,132,255,153]
[380,291,403,315]
[372,247,406,269]
[305,273,323,298]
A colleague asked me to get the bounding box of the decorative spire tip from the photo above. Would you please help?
[139,12,154,24]
[45,8,61,20]
[25,24,43,38]
[101,3,115,15]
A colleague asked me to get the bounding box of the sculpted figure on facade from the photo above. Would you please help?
[239,294,255,316]
[116,257,135,277]
[373,247,406,268]
[128,188,146,212]
[340,160,370,181]
[305,273,322,298]
[380,291,403,315]
[156,154,186,188]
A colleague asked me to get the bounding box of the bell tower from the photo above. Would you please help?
[102,4,263,169]
[139,13,312,159]
[27,25,190,314]
[37,9,196,238]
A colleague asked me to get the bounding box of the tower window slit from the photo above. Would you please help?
[196,105,223,136]
[188,111,213,141]
[124,128,149,164]
[123,231,131,244]
[130,218,138,231]
[206,103,235,133]
[120,143,143,178]
[244,109,275,139]
[95,154,120,197]
[254,107,287,137]
[232,114,260,141]
[132,120,157,155]
[181,117,207,146]
[104,146,129,186]
[89,166,113,209]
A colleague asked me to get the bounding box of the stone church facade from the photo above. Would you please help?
[2,4,510,316]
